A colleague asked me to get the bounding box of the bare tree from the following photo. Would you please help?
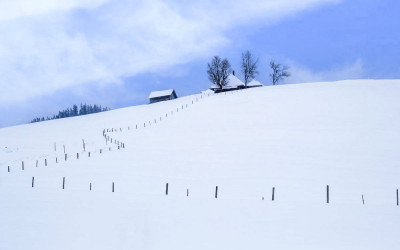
[270,60,290,85]
[207,56,232,90]
[241,50,258,88]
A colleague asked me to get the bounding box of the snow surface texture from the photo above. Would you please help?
[0,80,400,250]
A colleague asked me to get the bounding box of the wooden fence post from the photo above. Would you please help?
[36,160,38,167]
[32,177,34,187]
[90,183,92,191]
[56,157,58,163]
[8,166,10,172]
[62,177,65,189]
[327,185,330,204]
[22,161,24,170]
[112,182,115,192]
[65,154,67,161]
[77,153,79,159]
[362,194,365,205]
[272,187,275,201]
[88,152,91,157]
[397,189,399,206]
[187,189,189,197]
[215,186,218,199]
[166,183,169,195]
[45,159,47,166]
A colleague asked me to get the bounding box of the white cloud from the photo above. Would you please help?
[286,59,364,84]
[0,0,109,21]
[0,0,340,105]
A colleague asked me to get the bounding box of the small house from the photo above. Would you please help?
[149,89,178,104]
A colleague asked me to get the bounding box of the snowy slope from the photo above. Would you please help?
[0,79,400,250]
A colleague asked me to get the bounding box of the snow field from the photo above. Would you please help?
[1,80,400,249]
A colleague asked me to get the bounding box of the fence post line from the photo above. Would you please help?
[397,189,399,206]
[166,183,169,195]
[65,154,67,161]
[7,166,10,172]
[45,159,47,166]
[62,177,65,189]
[215,186,218,199]
[90,183,92,191]
[362,194,365,205]
[112,182,115,192]
[32,177,34,187]
[187,189,189,197]
[56,157,58,163]
[36,160,38,167]
[22,161,24,170]
[327,185,330,204]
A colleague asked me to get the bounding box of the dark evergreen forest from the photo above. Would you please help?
[31,104,110,123]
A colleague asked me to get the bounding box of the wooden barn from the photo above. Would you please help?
[149,89,178,104]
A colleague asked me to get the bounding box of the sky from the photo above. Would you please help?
[0,0,399,128]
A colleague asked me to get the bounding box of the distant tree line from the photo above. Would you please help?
[207,50,290,90]
[30,104,110,123]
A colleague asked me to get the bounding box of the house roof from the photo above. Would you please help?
[149,89,176,99]
[247,79,263,87]
[225,74,244,88]
[209,74,245,90]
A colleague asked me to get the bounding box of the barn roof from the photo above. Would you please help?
[149,89,176,99]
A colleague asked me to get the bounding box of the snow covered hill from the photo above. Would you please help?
[1,80,400,250]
